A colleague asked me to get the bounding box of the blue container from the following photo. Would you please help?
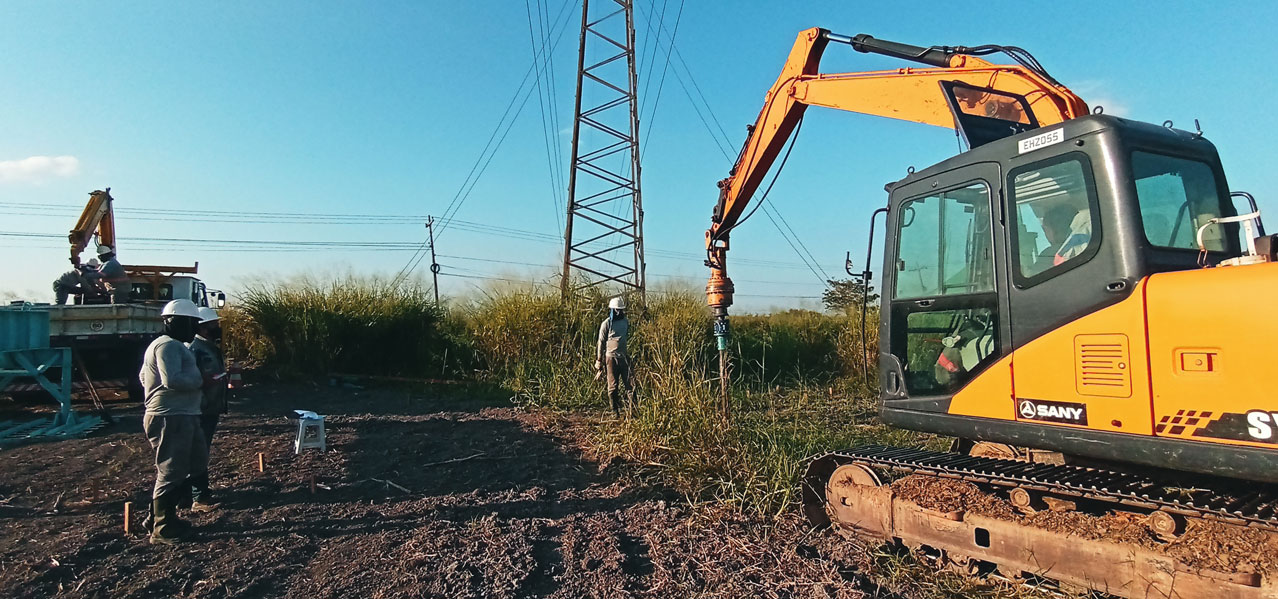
[0,305,51,353]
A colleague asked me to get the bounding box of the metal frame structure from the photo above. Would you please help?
[560,0,646,296]
[0,307,104,442]
[0,347,103,441]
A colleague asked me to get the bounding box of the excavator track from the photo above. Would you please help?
[803,445,1278,599]
[805,445,1278,530]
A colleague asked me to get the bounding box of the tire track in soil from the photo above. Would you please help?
[1,383,909,598]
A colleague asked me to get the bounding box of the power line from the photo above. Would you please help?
[539,0,567,202]
[435,0,578,242]
[526,0,567,234]
[392,0,580,288]
[0,205,819,270]
[441,269,818,298]
[638,0,684,160]
[637,0,670,94]
[636,10,832,284]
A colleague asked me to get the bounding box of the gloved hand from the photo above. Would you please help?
[594,360,602,371]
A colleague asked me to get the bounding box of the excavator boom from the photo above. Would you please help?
[706,28,1086,316]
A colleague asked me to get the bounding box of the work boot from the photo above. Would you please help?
[608,390,621,417]
[189,474,220,513]
[150,495,189,545]
[191,499,220,513]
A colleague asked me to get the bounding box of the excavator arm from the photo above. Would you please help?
[68,188,116,266]
[705,27,1087,396]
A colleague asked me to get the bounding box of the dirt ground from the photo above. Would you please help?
[0,382,909,599]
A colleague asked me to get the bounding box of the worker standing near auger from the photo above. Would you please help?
[96,244,130,304]
[139,299,208,544]
[185,306,227,512]
[595,297,632,416]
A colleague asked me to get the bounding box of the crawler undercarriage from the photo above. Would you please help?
[804,446,1278,598]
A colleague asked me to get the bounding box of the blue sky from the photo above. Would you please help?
[2,1,1275,312]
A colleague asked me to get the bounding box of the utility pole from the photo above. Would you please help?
[427,216,440,305]
[560,0,646,298]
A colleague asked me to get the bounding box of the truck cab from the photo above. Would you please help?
[125,264,226,308]
[129,275,224,307]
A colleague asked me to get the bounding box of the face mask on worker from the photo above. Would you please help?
[204,324,223,341]
[611,309,625,320]
[164,316,198,343]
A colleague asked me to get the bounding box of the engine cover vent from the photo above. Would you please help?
[1075,334,1132,398]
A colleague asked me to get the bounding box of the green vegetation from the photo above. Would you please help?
[223,276,937,514]
[224,275,460,378]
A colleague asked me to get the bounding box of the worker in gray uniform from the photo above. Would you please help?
[80,258,106,302]
[139,299,208,544]
[186,306,227,511]
[51,262,94,305]
[595,296,632,416]
[95,244,130,304]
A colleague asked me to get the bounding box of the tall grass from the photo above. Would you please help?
[224,276,926,513]
[227,274,460,378]
[452,285,919,514]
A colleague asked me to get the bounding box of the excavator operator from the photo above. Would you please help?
[1043,206,1092,266]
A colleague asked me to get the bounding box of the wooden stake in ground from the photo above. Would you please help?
[309,475,316,494]
[257,452,265,473]
[123,501,131,535]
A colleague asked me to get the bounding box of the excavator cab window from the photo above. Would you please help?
[892,181,999,395]
[1131,151,1237,252]
[1009,153,1101,286]
[940,81,1040,149]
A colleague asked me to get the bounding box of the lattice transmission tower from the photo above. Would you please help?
[560,0,645,297]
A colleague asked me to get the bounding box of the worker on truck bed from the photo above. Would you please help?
[51,259,101,304]
[95,244,130,304]
[80,258,105,302]
[139,299,209,545]
[595,296,633,416]
[186,306,227,511]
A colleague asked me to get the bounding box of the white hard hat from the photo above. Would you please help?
[85,258,101,268]
[197,306,220,324]
[161,299,201,319]
[96,244,114,256]
[608,296,626,310]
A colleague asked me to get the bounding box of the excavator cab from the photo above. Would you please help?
[706,26,1275,482]
[876,113,1275,479]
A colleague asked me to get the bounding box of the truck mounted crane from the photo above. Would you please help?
[707,27,1277,597]
[66,188,221,306]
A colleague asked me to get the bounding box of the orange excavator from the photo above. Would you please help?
[707,28,1277,597]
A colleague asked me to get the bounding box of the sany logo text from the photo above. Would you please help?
[1018,400,1085,422]
[1246,411,1278,440]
